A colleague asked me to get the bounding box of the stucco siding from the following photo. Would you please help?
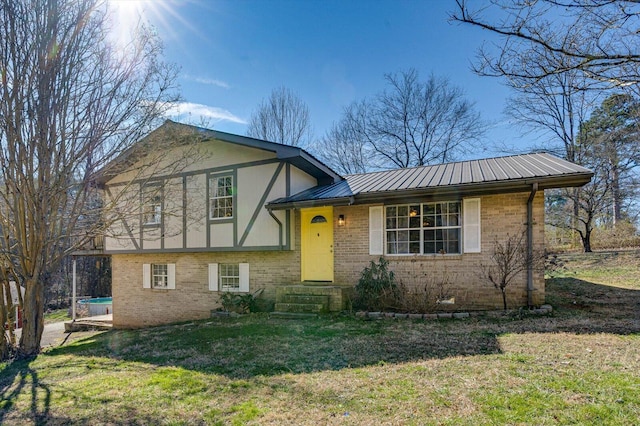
[104,142,318,252]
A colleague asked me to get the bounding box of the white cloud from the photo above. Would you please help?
[165,102,246,124]
[184,74,230,89]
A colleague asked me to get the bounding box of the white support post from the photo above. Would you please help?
[72,257,77,321]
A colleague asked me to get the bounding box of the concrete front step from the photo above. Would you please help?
[275,284,354,313]
[279,294,330,306]
[274,302,327,313]
[270,312,318,319]
[277,284,343,296]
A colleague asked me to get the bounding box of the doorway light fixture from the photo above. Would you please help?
[338,214,345,227]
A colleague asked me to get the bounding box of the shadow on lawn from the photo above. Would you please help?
[42,278,640,379]
[0,356,182,425]
[544,277,640,334]
[0,360,51,424]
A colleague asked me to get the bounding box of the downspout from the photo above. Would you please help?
[267,208,284,250]
[526,183,538,308]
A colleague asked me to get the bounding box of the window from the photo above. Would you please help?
[152,264,168,288]
[210,175,233,219]
[143,263,175,289]
[311,215,327,223]
[208,263,249,292]
[385,201,461,255]
[219,264,240,291]
[143,186,162,225]
[423,202,460,254]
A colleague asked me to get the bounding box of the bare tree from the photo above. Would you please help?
[333,69,484,170]
[546,123,614,253]
[313,102,373,175]
[452,0,640,88]
[478,231,545,311]
[581,93,640,225]
[547,168,610,252]
[505,70,595,161]
[247,86,312,147]
[0,0,181,358]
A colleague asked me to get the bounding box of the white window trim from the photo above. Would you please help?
[208,262,249,292]
[209,175,234,220]
[208,263,219,291]
[142,185,162,226]
[463,197,481,253]
[383,201,462,256]
[143,263,176,289]
[369,206,384,255]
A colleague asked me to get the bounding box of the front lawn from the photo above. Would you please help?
[1,251,639,425]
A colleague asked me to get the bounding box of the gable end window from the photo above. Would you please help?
[143,186,162,225]
[210,175,234,219]
[386,201,461,255]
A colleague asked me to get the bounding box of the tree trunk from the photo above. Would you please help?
[572,187,580,248]
[0,284,9,360]
[4,280,16,346]
[19,277,45,357]
[611,165,622,226]
[582,232,593,253]
[501,287,508,311]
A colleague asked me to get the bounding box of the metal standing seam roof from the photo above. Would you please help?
[266,152,593,208]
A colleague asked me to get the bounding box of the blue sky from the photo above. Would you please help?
[115,0,529,158]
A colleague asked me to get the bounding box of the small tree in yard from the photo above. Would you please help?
[478,232,545,311]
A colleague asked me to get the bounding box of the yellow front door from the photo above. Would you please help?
[301,207,334,282]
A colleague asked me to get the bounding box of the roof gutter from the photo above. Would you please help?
[266,196,355,211]
[526,182,538,307]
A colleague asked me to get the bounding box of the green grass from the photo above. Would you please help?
[43,309,70,325]
[2,251,640,425]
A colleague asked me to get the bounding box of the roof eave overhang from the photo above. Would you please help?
[194,130,342,183]
[353,174,593,204]
[267,196,355,211]
[266,172,593,210]
[286,153,342,184]
[96,120,343,187]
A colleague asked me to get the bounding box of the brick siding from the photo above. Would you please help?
[113,192,545,327]
[333,192,545,311]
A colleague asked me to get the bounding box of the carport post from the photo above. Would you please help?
[72,257,77,321]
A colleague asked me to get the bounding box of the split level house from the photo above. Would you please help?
[96,120,592,328]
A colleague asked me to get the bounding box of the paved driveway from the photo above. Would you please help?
[16,318,110,350]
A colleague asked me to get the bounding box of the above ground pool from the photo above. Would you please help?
[78,297,112,316]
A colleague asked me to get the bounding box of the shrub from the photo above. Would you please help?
[220,289,263,313]
[592,221,640,250]
[353,257,399,311]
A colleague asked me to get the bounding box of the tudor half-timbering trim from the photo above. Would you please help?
[104,157,315,254]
